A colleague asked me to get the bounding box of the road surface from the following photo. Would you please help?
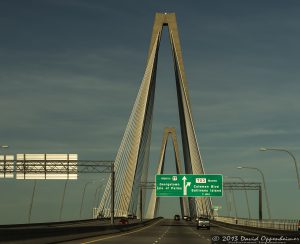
[61,219,256,244]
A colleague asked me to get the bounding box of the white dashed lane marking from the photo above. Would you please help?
[152,224,170,243]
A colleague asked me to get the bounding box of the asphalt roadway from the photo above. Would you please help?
[60,219,259,244]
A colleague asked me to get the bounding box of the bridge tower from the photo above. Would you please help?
[146,127,190,218]
[98,12,211,218]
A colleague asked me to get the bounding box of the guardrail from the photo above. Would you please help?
[215,216,299,231]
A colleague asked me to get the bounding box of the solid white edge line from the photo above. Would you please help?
[81,219,164,244]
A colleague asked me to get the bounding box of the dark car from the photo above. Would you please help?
[119,218,129,224]
[174,214,180,221]
[183,215,191,221]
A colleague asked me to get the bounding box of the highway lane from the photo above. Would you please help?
[60,219,258,244]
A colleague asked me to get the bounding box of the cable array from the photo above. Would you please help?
[98,13,210,218]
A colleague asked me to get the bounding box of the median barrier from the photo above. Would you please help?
[0,217,163,243]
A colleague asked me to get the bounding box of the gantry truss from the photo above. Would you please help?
[140,181,156,189]
[0,160,114,176]
[223,182,263,220]
[0,159,116,224]
[223,182,261,191]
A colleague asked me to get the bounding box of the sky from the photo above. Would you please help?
[1,0,300,224]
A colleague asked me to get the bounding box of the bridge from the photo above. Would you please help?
[1,12,300,243]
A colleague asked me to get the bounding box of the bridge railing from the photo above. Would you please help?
[214,216,299,231]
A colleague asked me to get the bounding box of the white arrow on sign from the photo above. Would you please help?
[182,176,191,196]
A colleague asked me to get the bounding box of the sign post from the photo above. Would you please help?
[156,174,223,197]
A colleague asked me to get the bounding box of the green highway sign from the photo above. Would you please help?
[156,174,223,197]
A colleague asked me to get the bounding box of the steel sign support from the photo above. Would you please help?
[259,184,262,221]
[111,162,115,225]
[140,187,143,222]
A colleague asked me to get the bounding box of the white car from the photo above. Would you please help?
[197,217,210,230]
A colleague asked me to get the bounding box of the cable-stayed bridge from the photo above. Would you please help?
[0,12,299,244]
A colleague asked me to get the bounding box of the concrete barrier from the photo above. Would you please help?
[214,216,299,231]
[0,217,163,243]
[212,220,299,236]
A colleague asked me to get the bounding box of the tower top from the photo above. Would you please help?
[155,12,176,26]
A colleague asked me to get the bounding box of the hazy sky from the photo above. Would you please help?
[1,0,300,223]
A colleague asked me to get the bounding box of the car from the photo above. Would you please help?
[183,215,191,221]
[197,217,210,230]
[127,214,133,219]
[174,214,180,221]
[119,218,129,224]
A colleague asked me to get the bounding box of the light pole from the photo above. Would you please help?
[225,176,251,219]
[28,180,37,223]
[80,181,94,219]
[59,180,69,221]
[140,187,143,222]
[110,162,115,225]
[0,145,9,178]
[223,190,230,216]
[93,180,106,207]
[230,190,238,219]
[260,147,300,189]
[237,166,271,219]
[96,187,106,211]
[93,186,102,207]
[223,189,237,218]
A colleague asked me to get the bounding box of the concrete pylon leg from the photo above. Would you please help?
[146,128,189,218]
[100,12,209,218]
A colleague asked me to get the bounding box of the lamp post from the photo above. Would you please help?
[260,147,300,189]
[96,188,106,212]
[237,166,271,219]
[93,180,106,207]
[223,189,237,218]
[79,181,94,219]
[28,180,37,223]
[223,190,230,216]
[225,176,251,219]
[230,190,238,219]
[140,187,143,222]
[0,145,9,178]
[93,186,102,207]
[59,180,69,221]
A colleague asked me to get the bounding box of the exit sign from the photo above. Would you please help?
[156,174,223,197]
